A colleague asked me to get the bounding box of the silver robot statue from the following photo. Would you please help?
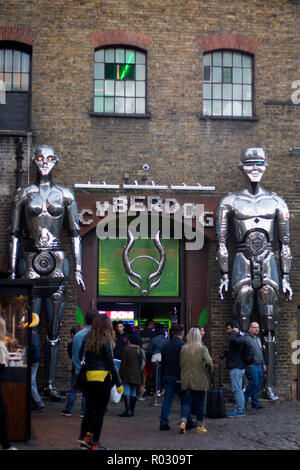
[9,145,85,400]
[216,148,292,401]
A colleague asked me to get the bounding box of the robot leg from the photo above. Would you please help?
[257,285,279,401]
[44,283,66,401]
[233,284,254,332]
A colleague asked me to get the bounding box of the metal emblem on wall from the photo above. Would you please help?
[122,230,166,296]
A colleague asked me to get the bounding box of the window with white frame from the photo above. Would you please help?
[94,47,146,115]
[202,51,253,117]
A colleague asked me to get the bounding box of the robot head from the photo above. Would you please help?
[32,145,59,177]
[238,147,267,183]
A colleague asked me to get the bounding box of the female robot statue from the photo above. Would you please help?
[9,145,85,401]
[216,148,292,401]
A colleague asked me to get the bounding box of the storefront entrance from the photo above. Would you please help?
[97,300,182,336]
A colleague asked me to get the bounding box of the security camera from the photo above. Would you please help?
[143,164,150,171]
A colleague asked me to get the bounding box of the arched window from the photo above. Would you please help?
[94,47,146,115]
[202,50,253,117]
[0,43,31,130]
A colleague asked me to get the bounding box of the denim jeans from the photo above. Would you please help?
[65,372,86,414]
[244,364,263,408]
[123,383,138,397]
[160,375,183,426]
[181,389,206,425]
[229,368,245,412]
[31,362,45,407]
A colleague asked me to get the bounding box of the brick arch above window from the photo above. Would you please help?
[199,34,259,55]
[90,29,151,51]
[0,25,38,45]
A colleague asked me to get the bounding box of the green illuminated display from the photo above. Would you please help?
[98,238,179,297]
[105,63,135,80]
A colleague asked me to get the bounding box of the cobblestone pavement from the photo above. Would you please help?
[10,393,300,451]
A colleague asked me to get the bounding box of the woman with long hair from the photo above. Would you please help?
[0,317,17,450]
[78,314,123,450]
[179,327,213,434]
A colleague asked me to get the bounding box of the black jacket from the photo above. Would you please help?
[224,330,245,370]
[113,332,129,360]
[161,337,185,378]
[85,340,122,387]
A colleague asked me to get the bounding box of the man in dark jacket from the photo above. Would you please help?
[244,322,267,409]
[113,321,129,371]
[222,321,246,417]
[159,324,195,431]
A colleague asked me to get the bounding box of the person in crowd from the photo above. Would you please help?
[179,327,213,434]
[139,319,155,395]
[0,317,17,450]
[119,334,143,417]
[148,323,168,397]
[244,322,266,410]
[78,314,123,451]
[61,309,97,417]
[31,328,45,411]
[221,321,246,417]
[159,324,193,431]
[113,321,129,372]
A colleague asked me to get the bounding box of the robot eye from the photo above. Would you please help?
[37,155,43,162]
[47,156,54,162]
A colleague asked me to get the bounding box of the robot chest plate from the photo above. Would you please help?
[233,195,277,221]
[26,191,64,218]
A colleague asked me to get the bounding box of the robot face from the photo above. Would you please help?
[242,160,266,183]
[33,146,58,176]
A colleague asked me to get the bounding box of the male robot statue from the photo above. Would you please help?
[216,148,292,401]
[9,145,85,401]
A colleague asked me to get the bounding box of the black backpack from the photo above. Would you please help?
[241,339,255,366]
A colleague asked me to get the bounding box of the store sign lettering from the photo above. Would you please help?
[79,196,214,227]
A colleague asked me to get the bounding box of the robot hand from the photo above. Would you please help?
[219,273,229,300]
[282,275,292,302]
[75,270,86,291]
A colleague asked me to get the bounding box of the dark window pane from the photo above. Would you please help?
[223,67,232,83]
[119,64,135,80]
[204,66,211,82]
[105,63,115,79]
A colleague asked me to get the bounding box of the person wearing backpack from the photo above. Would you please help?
[221,321,246,417]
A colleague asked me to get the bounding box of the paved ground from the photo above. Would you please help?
[9,393,300,452]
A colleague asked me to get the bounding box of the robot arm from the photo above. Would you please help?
[9,189,24,279]
[276,196,292,301]
[216,196,232,299]
[64,191,85,291]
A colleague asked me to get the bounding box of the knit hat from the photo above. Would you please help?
[128,334,140,345]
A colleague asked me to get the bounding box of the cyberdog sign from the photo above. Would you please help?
[79,195,214,251]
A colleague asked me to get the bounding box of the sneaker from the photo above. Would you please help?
[197,425,208,433]
[179,421,186,434]
[78,433,93,449]
[227,410,245,417]
[159,424,170,431]
[61,409,72,417]
[32,403,45,411]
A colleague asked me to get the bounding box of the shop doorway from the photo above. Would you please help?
[97,300,182,337]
